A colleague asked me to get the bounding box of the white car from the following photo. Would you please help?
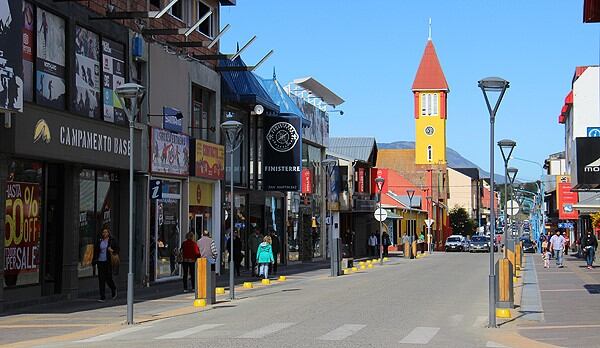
[445,235,467,252]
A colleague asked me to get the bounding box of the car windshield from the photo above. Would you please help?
[447,237,461,242]
[471,236,488,242]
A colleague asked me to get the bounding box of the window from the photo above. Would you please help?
[170,0,183,20]
[36,8,66,110]
[150,0,161,8]
[191,85,215,142]
[420,93,439,116]
[427,145,433,162]
[196,1,213,37]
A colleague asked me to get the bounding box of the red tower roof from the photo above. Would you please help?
[412,40,449,91]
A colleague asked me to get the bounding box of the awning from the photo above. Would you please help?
[293,76,344,107]
[256,74,311,128]
[387,211,404,219]
[219,57,279,112]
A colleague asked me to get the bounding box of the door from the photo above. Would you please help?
[194,214,203,240]
[42,164,64,295]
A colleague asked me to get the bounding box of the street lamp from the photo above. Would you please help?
[478,76,510,329]
[426,196,433,254]
[498,138,516,255]
[375,177,385,265]
[115,82,146,326]
[406,189,416,259]
[507,167,519,238]
[321,159,338,277]
[221,120,243,300]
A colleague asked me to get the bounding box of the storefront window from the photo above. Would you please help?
[4,160,44,288]
[150,180,181,280]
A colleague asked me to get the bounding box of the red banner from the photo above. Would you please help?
[358,168,365,193]
[557,177,578,220]
[302,169,312,193]
[4,182,41,276]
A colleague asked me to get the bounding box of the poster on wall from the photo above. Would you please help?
[0,0,23,112]
[73,26,100,118]
[22,1,33,102]
[4,182,41,287]
[102,38,125,124]
[557,177,578,220]
[191,139,224,180]
[263,116,302,191]
[151,127,189,176]
[35,8,65,109]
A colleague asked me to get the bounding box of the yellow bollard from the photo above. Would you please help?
[359,261,365,266]
[383,257,389,262]
[261,279,271,285]
[366,260,372,265]
[360,265,366,270]
[496,308,511,319]
[193,298,207,307]
[278,276,286,281]
[215,287,225,295]
[367,264,374,269]
[343,269,350,275]
[352,267,358,272]
[243,282,253,289]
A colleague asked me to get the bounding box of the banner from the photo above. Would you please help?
[556,176,578,220]
[36,8,65,109]
[22,1,33,102]
[301,168,312,193]
[0,0,23,112]
[358,167,365,193]
[151,127,189,176]
[191,139,224,180]
[575,137,600,189]
[263,116,302,191]
[73,26,100,118]
[189,181,213,207]
[163,106,183,133]
[102,38,126,123]
[4,182,41,286]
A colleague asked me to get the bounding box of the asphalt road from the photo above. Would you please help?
[36,252,499,348]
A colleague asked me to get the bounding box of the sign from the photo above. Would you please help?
[506,200,520,216]
[72,26,100,118]
[424,219,435,227]
[558,222,574,229]
[14,110,142,170]
[163,106,183,133]
[574,137,600,189]
[587,127,600,137]
[151,127,189,176]
[190,139,224,180]
[263,116,302,191]
[150,179,162,199]
[301,168,312,193]
[36,8,66,109]
[0,0,23,112]
[102,38,126,124]
[189,181,213,207]
[374,208,388,222]
[4,182,41,286]
[358,168,365,193]
[22,1,34,102]
[556,175,578,219]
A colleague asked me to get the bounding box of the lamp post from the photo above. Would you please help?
[115,83,146,326]
[513,158,547,251]
[507,167,519,238]
[321,159,338,276]
[498,139,516,256]
[375,177,385,265]
[426,196,433,254]
[221,120,243,300]
[478,76,510,329]
[407,189,415,259]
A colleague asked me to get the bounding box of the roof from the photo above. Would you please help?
[451,167,479,180]
[256,74,311,128]
[328,137,377,164]
[412,40,449,91]
[219,57,279,112]
[293,77,345,107]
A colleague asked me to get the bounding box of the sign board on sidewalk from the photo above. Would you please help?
[374,208,388,222]
[424,219,435,227]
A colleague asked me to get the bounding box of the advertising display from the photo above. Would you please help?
[163,106,183,133]
[358,167,365,193]
[151,127,189,176]
[263,116,302,191]
[102,38,125,124]
[574,137,600,190]
[556,175,578,220]
[0,0,23,112]
[4,182,41,287]
[73,26,100,118]
[302,168,312,194]
[36,8,65,109]
[22,1,33,102]
[190,139,224,180]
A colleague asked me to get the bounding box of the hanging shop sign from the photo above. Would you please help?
[190,139,224,180]
[102,38,126,124]
[35,8,66,109]
[263,116,302,191]
[0,0,23,112]
[574,137,600,189]
[556,175,578,220]
[302,168,312,194]
[151,127,189,176]
[163,106,183,133]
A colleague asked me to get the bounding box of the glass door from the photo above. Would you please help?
[151,179,182,281]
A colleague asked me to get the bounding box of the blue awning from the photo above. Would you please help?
[256,74,311,128]
[219,58,279,112]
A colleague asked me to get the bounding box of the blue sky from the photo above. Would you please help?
[221,1,599,181]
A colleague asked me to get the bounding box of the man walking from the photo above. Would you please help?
[581,230,598,270]
[368,232,378,257]
[198,230,217,272]
[248,228,263,277]
[549,230,566,268]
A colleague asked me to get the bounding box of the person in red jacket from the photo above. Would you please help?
[181,232,200,292]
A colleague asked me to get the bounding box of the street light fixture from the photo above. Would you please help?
[507,167,519,237]
[426,196,433,254]
[497,138,516,255]
[115,82,146,326]
[321,159,338,277]
[406,189,416,259]
[478,76,510,329]
[375,177,385,265]
[220,120,243,300]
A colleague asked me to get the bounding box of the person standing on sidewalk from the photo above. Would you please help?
[582,230,598,270]
[181,232,200,292]
[198,230,217,272]
[382,231,391,257]
[248,228,263,276]
[256,235,274,279]
[94,227,119,302]
[269,230,280,275]
[368,232,378,257]
[564,232,571,256]
[228,230,243,277]
[549,230,566,268]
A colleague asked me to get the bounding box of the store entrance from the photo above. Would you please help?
[42,164,64,295]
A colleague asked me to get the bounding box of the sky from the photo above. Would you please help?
[220,1,599,181]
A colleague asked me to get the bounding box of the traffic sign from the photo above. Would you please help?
[558,222,574,229]
[506,200,520,216]
[374,208,388,222]
[424,219,435,227]
[587,127,600,137]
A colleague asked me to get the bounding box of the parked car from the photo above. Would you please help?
[522,239,535,253]
[470,235,491,253]
[445,235,465,252]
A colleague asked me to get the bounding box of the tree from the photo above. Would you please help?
[449,206,475,236]
[592,212,600,232]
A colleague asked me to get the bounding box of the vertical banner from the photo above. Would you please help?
[358,167,365,193]
[22,1,33,102]
[301,168,312,193]
[150,127,189,176]
[73,26,100,118]
[263,116,302,191]
[0,0,23,112]
[556,176,578,220]
[102,38,125,123]
[4,182,41,287]
[35,8,65,109]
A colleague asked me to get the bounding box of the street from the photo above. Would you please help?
[27,253,500,348]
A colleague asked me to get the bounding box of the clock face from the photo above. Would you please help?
[424,126,435,136]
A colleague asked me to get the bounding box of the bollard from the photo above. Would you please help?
[243,282,253,289]
[216,287,225,295]
[278,276,286,281]
[261,279,271,285]
[404,242,411,259]
[515,243,522,271]
[383,257,389,262]
[495,258,514,309]
[352,267,358,272]
[360,265,366,270]
[367,264,374,269]
[343,269,350,275]
[411,241,417,259]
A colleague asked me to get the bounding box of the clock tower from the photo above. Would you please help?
[412,37,449,164]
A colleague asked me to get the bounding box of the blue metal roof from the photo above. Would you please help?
[219,58,279,112]
[255,74,311,128]
[328,137,378,164]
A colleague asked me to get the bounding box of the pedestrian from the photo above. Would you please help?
[181,232,200,292]
[269,230,280,274]
[94,227,118,302]
[368,232,378,257]
[256,235,274,279]
[198,230,217,271]
[419,232,425,254]
[549,230,566,268]
[248,228,264,276]
[581,230,598,270]
[564,232,570,256]
[227,230,243,277]
[543,245,551,269]
[382,231,391,257]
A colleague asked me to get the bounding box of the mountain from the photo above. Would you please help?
[377,141,508,184]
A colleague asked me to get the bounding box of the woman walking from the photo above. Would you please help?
[94,227,119,302]
[181,232,200,292]
[582,230,598,270]
[256,236,274,280]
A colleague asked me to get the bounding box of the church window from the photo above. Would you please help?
[421,93,439,116]
[427,145,433,162]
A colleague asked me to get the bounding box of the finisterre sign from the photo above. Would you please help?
[263,116,302,191]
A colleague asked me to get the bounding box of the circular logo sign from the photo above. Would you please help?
[266,122,299,152]
[424,126,435,136]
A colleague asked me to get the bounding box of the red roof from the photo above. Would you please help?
[412,40,449,91]
[564,91,573,105]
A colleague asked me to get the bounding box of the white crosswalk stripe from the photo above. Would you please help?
[237,322,296,339]
[399,327,440,345]
[486,341,508,347]
[76,326,152,343]
[155,324,224,340]
[473,316,488,328]
[317,324,366,341]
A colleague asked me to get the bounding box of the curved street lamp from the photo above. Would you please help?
[498,139,516,254]
[321,159,338,276]
[375,177,385,265]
